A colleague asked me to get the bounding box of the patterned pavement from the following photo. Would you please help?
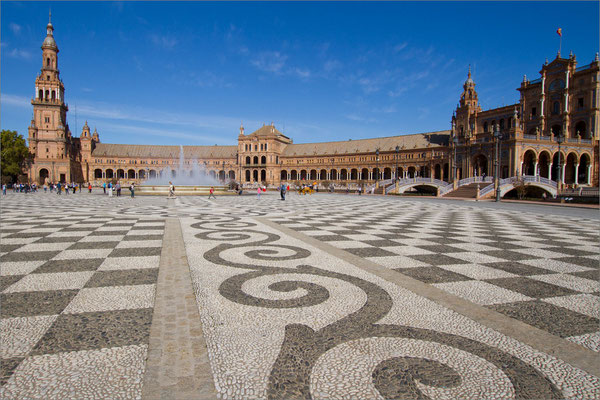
[0,190,598,399]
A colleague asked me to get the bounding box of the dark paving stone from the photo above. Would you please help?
[345,247,396,258]
[360,239,403,248]
[544,247,599,257]
[0,276,24,292]
[130,225,164,230]
[486,277,576,298]
[555,256,599,269]
[309,235,351,242]
[34,236,84,243]
[477,241,528,251]
[482,261,554,276]
[58,227,95,232]
[488,300,600,338]
[1,290,78,318]
[85,268,159,287]
[0,244,25,253]
[407,254,466,266]
[416,245,466,254]
[33,258,104,274]
[569,269,599,281]
[89,230,129,236]
[426,237,467,245]
[396,266,472,284]
[108,247,162,258]
[0,251,61,262]
[122,234,164,241]
[375,233,413,240]
[32,308,153,355]
[68,241,119,250]
[0,357,25,386]
[481,250,540,262]
[291,226,319,232]
[4,232,53,239]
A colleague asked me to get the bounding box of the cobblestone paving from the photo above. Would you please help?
[1,191,599,399]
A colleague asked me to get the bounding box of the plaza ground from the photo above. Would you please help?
[0,191,598,399]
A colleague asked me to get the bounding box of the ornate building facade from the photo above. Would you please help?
[27,19,599,190]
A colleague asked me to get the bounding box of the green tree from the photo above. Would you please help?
[1,130,33,183]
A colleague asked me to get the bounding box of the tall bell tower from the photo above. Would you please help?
[29,12,76,184]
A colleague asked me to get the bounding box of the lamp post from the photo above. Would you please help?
[395,145,400,182]
[375,148,380,187]
[493,123,502,202]
[557,133,564,190]
[453,136,458,185]
[222,161,226,183]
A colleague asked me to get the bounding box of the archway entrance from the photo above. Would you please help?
[522,150,536,176]
[39,168,49,185]
[472,154,488,177]
[538,152,551,179]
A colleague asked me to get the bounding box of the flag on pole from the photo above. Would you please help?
[557,28,562,37]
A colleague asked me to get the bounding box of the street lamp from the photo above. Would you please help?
[222,161,226,183]
[375,148,380,186]
[493,123,502,202]
[395,145,400,181]
[556,133,564,190]
[453,136,458,183]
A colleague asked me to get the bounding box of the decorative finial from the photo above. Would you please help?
[545,58,548,65]
[523,74,527,83]
[239,122,244,135]
[557,50,561,58]
[49,9,52,24]
[569,50,573,59]
[595,52,599,62]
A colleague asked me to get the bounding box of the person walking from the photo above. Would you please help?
[116,182,121,197]
[129,183,135,198]
[257,187,262,199]
[88,182,92,193]
[103,182,106,194]
[57,182,62,195]
[2,184,6,196]
[169,181,175,198]
[108,183,113,197]
[280,183,286,200]
[208,186,216,200]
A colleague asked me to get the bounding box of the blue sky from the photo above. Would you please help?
[2,1,598,146]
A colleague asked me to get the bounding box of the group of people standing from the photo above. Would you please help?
[102,182,135,198]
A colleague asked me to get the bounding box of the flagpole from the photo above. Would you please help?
[557,28,562,56]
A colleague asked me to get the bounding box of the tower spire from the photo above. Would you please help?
[49,9,52,24]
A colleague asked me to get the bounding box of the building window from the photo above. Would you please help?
[483,122,488,132]
[531,107,537,117]
[552,101,560,115]
[265,144,267,151]
[578,97,584,109]
[499,119,504,130]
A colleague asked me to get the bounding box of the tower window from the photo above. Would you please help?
[552,101,560,115]
[531,107,536,117]
[46,76,50,81]
[47,58,50,66]
[578,97,584,109]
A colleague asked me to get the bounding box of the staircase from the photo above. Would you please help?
[443,183,481,198]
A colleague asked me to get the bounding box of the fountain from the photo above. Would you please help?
[136,145,233,196]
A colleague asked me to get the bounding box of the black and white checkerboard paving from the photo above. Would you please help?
[0,212,164,397]
[270,202,600,352]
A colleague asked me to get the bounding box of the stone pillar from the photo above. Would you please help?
[534,162,538,176]
[561,164,566,184]
[548,163,553,180]
[520,161,523,176]
[587,165,592,185]
[574,164,579,185]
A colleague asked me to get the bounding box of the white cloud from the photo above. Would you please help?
[250,51,287,74]
[6,48,32,60]
[1,94,30,108]
[9,23,22,35]
[293,68,311,79]
[324,59,341,72]
[393,42,407,52]
[150,34,178,49]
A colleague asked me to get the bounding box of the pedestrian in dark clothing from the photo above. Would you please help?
[280,184,286,200]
